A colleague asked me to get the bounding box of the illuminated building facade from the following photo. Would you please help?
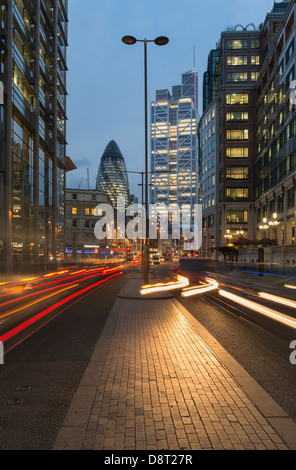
[150,70,198,235]
[254,0,296,254]
[200,0,296,266]
[0,0,69,272]
[96,140,130,210]
[65,188,112,259]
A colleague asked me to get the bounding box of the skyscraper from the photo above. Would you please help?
[96,140,130,210]
[0,0,69,272]
[150,70,198,227]
[199,0,296,267]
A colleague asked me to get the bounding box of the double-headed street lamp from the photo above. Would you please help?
[122,35,169,285]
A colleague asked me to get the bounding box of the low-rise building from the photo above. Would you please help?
[65,188,115,260]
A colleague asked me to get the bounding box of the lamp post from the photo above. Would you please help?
[122,35,169,285]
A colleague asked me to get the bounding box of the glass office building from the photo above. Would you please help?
[0,0,69,272]
[96,140,130,210]
[150,70,198,231]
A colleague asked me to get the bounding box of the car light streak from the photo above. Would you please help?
[284,284,296,290]
[43,270,69,278]
[181,278,219,297]
[0,272,122,345]
[0,281,83,310]
[258,292,296,309]
[0,284,78,320]
[219,289,296,330]
[140,276,189,295]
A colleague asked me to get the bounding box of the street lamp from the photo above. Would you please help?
[122,35,169,285]
[121,168,169,276]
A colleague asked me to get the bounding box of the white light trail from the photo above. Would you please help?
[181,278,219,297]
[219,290,296,330]
[140,276,189,295]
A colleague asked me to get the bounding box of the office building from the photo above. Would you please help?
[0,0,70,272]
[96,140,130,210]
[198,99,220,257]
[65,188,114,259]
[150,70,199,244]
[254,0,296,262]
[199,0,296,265]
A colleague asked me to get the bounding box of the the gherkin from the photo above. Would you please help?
[96,140,130,210]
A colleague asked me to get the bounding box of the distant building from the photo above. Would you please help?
[65,189,114,259]
[198,99,220,258]
[150,69,199,247]
[96,140,130,210]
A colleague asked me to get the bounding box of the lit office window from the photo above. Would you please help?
[226,93,249,105]
[227,72,248,83]
[226,129,249,140]
[226,167,249,179]
[251,72,259,82]
[226,112,249,122]
[227,56,248,66]
[227,39,247,50]
[227,210,248,224]
[251,56,260,65]
[226,148,249,159]
[226,188,249,201]
[72,207,77,215]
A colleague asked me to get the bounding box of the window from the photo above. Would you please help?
[251,56,260,66]
[226,112,249,122]
[226,148,249,158]
[288,187,294,209]
[277,60,284,79]
[226,167,249,179]
[286,65,295,89]
[226,188,249,201]
[251,72,259,82]
[226,93,249,105]
[72,193,77,200]
[227,210,248,224]
[251,39,260,49]
[227,39,247,50]
[227,56,248,66]
[85,208,90,215]
[227,72,248,83]
[72,220,77,228]
[226,129,249,141]
[286,38,294,65]
[72,207,77,215]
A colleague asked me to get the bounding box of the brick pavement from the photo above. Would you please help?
[53,277,296,451]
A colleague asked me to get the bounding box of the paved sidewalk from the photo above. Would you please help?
[53,276,296,451]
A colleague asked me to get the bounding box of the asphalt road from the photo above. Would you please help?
[177,280,296,424]
[0,268,129,450]
[1,262,296,450]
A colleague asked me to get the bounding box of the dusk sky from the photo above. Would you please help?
[66,0,275,199]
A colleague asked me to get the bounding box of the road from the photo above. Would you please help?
[1,261,296,449]
[0,262,133,450]
[174,264,296,424]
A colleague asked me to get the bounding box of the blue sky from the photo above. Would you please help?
[66,0,275,199]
